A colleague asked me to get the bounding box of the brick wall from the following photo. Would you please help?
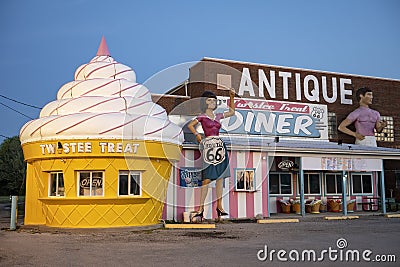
[185,58,400,148]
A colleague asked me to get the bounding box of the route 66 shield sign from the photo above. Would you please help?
[201,137,225,165]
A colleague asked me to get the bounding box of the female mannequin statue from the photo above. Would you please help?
[187,89,235,220]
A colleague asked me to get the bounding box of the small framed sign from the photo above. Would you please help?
[179,167,202,187]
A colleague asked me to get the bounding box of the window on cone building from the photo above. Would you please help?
[49,172,64,197]
[78,171,104,197]
[119,171,141,196]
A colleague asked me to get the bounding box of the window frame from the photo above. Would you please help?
[302,172,322,195]
[77,171,104,197]
[328,112,338,139]
[351,172,373,195]
[234,168,256,192]
[48,172,65,197]
[269,172,293,196]
[118,171,142,197]
[375,116,394,142]
[395,171,400,189]
[324,172,346,195]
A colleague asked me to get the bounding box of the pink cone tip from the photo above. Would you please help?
[96,36,111,56]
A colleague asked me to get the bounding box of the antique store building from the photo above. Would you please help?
[154,57,400,221]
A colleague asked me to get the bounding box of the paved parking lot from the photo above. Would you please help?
[1,211,399,267]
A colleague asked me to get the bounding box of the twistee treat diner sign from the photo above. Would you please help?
[218,97,328,139]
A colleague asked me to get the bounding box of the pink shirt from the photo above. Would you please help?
[197,113,224,137]
[346,106,380,136]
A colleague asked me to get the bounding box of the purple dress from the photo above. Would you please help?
[197,113,224,137]
[197,113,230,180]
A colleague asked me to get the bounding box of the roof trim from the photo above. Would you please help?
[200,57,400,83]
[182,139,400,160]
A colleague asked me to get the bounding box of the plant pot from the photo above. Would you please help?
[305,204,312,213]
[311,202,321,214]
[328,200,341,212]
[292,203,301,214]
[280,203,291,214]
[347,201,356,212]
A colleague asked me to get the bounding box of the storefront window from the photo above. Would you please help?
[78,171,104,196]
[269,173,292,195]
[119,171,141,196]
[49,172,64,197]
[351,173,373,194]
[304,173,321,195]
[325,173,343,194]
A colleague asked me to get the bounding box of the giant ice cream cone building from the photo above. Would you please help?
[20,37,183,228]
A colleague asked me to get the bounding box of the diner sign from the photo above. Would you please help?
[218,97,328,139]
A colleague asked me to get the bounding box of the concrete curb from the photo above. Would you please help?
[164,224,216,229]
[257,219,299,224]
[385,214,400,218]
[324,216,359,220]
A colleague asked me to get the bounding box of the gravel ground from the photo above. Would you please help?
[1,205,400,267]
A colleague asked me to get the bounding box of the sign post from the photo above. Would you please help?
[341,171,347,216]
[10,196,18,230]
[299,160,305,216]
[380,160,387,214]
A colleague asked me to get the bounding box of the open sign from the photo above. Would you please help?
[80,178,102,188]
[278,160,294,170]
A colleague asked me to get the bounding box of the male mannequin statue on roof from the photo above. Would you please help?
[338,87,387,147]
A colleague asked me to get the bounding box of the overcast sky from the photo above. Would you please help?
[0,0,399,141]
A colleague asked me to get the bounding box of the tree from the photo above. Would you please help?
[0,136,26,195]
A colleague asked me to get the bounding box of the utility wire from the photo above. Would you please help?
[0,101,34,120]
[0,134,10,139]
[0,94,41,109]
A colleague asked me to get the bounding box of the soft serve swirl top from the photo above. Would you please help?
[20,54,184,145]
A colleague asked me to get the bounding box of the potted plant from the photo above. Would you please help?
[310,200,322,214]
[328,199,342,212]
[290,199,301,214]
[279,199,291,214]
[347,199,356,212]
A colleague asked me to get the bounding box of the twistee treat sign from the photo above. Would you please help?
[202,137,226,165]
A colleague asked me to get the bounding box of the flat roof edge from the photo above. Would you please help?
[201,57,400,82]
